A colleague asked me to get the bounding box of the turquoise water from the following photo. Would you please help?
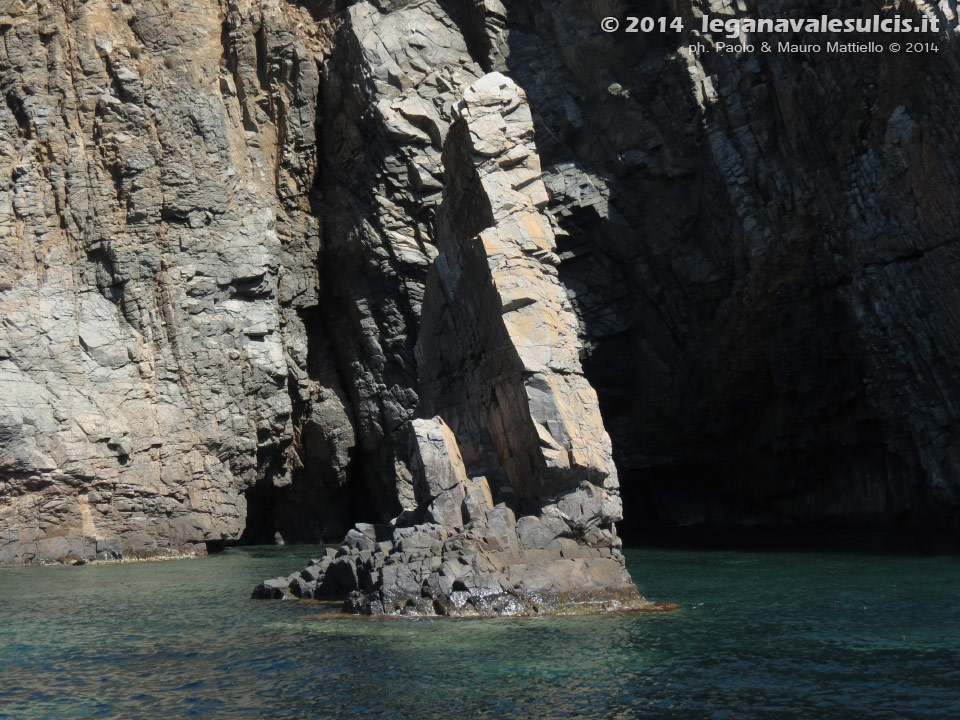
[1,546,959,719]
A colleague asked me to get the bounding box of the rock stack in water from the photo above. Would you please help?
[253,74,647,616]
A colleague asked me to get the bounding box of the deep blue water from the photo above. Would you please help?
[1,545,958,719]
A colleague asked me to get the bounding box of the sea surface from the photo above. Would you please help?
[1,544,959,719]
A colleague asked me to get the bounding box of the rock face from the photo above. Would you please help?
[0,0,327,564]
[417,73,620,510]
[3,0,960,569]
[254,74,643,615]
[493,0,960,531]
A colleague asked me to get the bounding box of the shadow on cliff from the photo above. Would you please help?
[242,0,960,549]
[243,1,441,544]
[496,0,960,540]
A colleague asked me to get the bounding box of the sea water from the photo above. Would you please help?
[1,545,958,719]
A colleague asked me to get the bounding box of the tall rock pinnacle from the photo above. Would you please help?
[253,73,645,616]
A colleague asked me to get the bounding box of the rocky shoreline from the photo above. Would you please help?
[252,512,649,617]
[7,543,209,567]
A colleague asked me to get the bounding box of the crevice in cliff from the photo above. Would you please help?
[239,476,283,545]
[435,0,491,71]
[239,444,358,545]
[312,264,408,524]
[3,89,31,139]
[253,23,269,96]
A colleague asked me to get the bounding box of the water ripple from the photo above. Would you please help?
[1,547,959,718]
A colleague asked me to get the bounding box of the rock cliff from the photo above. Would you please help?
[0,0,327,562]
[253,73,642,615]
[502,0,960,531]
[2,0,960,570]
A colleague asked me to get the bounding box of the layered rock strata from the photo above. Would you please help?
[4,0,960,568]
[491,0,960,529]
[253,74,644,615]
[0,0,329,564]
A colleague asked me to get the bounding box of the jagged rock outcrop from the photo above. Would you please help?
[254,73,644,615]
[306,0,485,524]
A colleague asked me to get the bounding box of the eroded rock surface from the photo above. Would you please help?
[253,74,644,615]
[4,0,960,569]
[0,0,327,563]
[490,0,960,529]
